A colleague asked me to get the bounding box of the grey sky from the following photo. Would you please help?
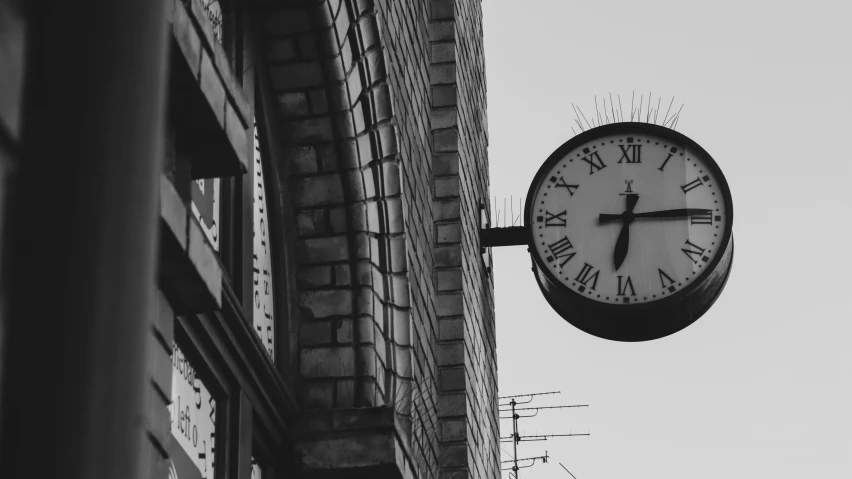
[483,1,852,478]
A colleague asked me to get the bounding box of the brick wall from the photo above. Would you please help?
[374,0,442,475]
[254,1,496,478]
[257,3,418,476]
[430,1,498,478]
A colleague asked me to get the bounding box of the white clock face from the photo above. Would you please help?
[530,131,729,305]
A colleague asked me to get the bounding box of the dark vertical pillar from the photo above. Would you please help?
[0,1,169,479]
[0,0,28,420]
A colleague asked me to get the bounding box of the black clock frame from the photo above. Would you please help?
[524,122,734,342]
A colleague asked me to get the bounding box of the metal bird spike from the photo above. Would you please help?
[609,92,616,124]
[662,97,675,125]
[655,96,662,124]
[571,94,685,134]
[576,104,592,130]
[594,95,602,126]
[646,91,652,123]
[571,104,586,131]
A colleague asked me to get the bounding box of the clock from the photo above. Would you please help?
[525,122,734,341]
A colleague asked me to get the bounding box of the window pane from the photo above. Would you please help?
[191,178,220,252]
[169,342,217,479]
[252,120,275,360]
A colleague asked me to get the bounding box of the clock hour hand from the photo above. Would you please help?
[613,194,639,271]
[599,208,712,224]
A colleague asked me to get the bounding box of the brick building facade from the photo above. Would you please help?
[0,1,496,479]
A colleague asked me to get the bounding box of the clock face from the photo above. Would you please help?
[528,125,732,306]
[253,120,275,360]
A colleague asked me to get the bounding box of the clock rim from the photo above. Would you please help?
[524,122,734,315]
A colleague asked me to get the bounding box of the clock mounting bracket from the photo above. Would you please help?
[480,225,528,249]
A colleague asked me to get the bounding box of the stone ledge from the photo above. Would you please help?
[295,407,419,479]
[171,0,250,178]
[158,175,222,313]
[154,289,176,348]
[184,0,251,123]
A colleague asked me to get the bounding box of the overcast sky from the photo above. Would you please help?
[483,1,852,478]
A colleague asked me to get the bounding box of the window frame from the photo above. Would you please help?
[164,6,302,479]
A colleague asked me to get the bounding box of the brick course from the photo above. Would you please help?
[429,1,498,478]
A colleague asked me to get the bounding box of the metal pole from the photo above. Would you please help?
[0,1,169,478]
[512,399,519,479]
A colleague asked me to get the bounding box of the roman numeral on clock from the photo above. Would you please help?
[574,263,600,291]
[546,236,576,267]
[580,150,607,174]
[681,177,704,193]
[550,176,579,196]
[544,210,566,227]
[617,275,636,296]
[690,211,713,225]
[681,239,707,264]
[618,144,642,163]
[658,268,676,292]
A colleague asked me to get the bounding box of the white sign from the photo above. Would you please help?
[170,343,217,478]
[196,0,223,44]
[250,457,262,479]
[191,178,220,252]
[253,120,275,360]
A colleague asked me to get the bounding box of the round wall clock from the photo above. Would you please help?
[525,122,734,341]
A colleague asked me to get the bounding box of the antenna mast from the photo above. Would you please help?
[498,391,589,478]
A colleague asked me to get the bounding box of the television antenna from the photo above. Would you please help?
[501,451,549,477]
[559,462,579,479]
[499,391,589,478]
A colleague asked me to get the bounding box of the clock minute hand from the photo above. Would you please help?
[599,208,712,224]
[633,208,712,219]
